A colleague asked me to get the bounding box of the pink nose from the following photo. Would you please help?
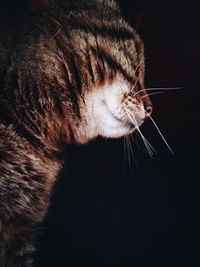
[144,103,153,118]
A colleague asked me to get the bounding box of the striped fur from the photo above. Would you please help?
[0,0,151,265]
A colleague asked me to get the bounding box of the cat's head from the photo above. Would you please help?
[59,1,153,143]
[0,0,152,145]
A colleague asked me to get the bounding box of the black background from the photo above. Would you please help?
[33,1,200,266]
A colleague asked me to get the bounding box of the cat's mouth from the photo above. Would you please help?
[92,98,145,138]
[103,101,144,131]
[106,107,139,131]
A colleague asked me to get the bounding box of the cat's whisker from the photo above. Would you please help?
[123,136,127,174]
[133,87,182,97]
[145,87,182,91]
[49,12,71,41]
[126,109,156,156]
[125,136,131,169]
[49,28,62,41]
[133,60,144,76]
[130,61,144,90]
[134,104,173,154]
[141,91,165,99]
[131,75,141,91]
[130,131,140,150]
[126,134,136,167]
[125,110,156,157]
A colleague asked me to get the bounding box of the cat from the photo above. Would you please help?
[0,0,152,266]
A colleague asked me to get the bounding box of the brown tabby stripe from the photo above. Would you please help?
[68,123,76,143]
[70,54,82,95]
[69,22,134,41]
[28,83,46,116]
[93,33,106,83]
[10,75,45,130]
[9,89,38,136]
[80,48,95,83]
[0,102,47,153]
[15,124,45,151]
[53,33,83,115]
[89,45,135,84]
[0,102,14,126]
[61,62,80,117]
[49,80,65,118]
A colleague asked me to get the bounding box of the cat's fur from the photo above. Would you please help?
[0,0,152,265]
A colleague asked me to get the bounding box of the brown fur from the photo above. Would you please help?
[0,0,151,266]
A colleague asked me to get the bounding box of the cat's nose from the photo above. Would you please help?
[137,86,153,118]
[144,103,153,118]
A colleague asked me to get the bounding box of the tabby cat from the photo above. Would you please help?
[0,0,152,266]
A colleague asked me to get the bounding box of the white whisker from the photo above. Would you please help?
[135,104,173,154]
[49,28,62,41]
[127,135,136,165]
[125,136,131,168]
[131,61,144,90]
[126,110,157,156]
[131,75,141,91]
[133,60,144,75]
[49,13,71,41]
[125,109,156,157]
[123,137,127,177]
[141,92,165,99]
[133,87,182,97]
[145,87,182,91]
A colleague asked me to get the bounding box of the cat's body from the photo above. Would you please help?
[0,0,152,265]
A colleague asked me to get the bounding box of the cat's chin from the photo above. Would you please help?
[100,124,136,139]
[73,124,135,144]
[96,110,143,139]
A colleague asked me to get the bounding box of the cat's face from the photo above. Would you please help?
[72,72,152,144]
[53,3,153,144]
[66,34,152,144]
